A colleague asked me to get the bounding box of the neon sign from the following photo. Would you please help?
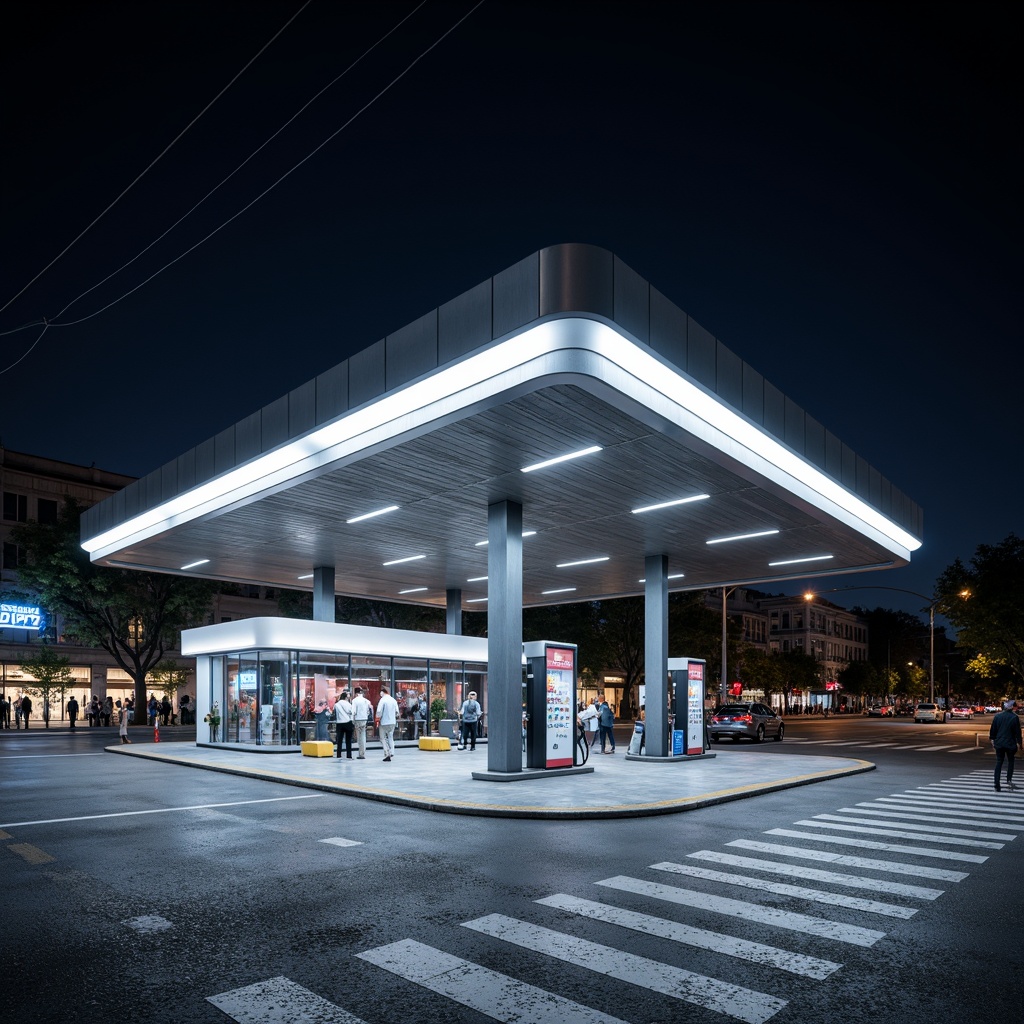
[0,601,46,631]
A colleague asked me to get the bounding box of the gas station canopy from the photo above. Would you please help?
[80,244,922,609]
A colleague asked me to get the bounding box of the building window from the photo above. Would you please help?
[3,492,28,522]
[37,498,58,525]
[3,542,23,570]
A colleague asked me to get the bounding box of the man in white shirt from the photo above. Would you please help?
[351,687,374,759]
[375,685,399,762]
[333,689,355,759]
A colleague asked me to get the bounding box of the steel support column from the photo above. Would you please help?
[487,500,522,773]
[644,554,669,757]
[446,589,462,635]
[312,566,335,623]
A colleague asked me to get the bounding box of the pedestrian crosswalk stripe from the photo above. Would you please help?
[358,938,625,1024]
[727,838,969,881]
[208,976,367,1024]
[856,743,900,748]
[537,893,842,979]
[765,828,989,863]
[949,747,977,752]
[320,837,363,847]
[794,818,1006,848]
[651,861,917,918]
[872,797,1024,822]
[463,913,788,1024]
[846,804,1024,831]
[807,814,1013,843]
[913,745,956,751]
[688,849,944,899]
[595,875,885,947]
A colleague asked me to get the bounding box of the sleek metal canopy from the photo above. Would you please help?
[81,244,922,611]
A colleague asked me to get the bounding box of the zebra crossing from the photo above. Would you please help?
[783,736,987,754]
[208,769,1021,1023]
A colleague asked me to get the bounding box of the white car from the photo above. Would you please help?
[949,706,973,720]
[914,703,945,723]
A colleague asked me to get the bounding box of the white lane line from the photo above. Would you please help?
[0,753,107,759]
[595,875,885,948]
[795,818,1006,848]
[819,741,863,746]
[689,849,943,899]
[950,747,979,753]
[806,814,1014,842]
[0,794,322,829]
[856,743,900,748]
[464,913,788,1024]
[845,805,1024,831]
[765,829,988,863]
[208,976,367,1023]
[358,937,626,1024]
[651,862,917,918]
[728,839,969,881]
[536,893,843,979]
[914,745,956,752]
[320,837,363,847]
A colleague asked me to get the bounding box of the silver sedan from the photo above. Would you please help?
[709,702,785,743]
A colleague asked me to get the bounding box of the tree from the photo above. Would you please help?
[937,534,1024,690]
[596,596,645,717]
[19,645,74,728]
[150,659,191,717]
[738,648,785,703]
[12,498,216,726]
[837,659,881,707]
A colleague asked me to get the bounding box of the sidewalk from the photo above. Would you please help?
[107,738,874,819]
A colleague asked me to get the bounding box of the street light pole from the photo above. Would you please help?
[720,585,739,705]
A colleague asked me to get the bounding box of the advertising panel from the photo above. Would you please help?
[686,661,705,755]
[545,646,575,768]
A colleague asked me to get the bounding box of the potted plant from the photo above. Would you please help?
[203,702,221,742]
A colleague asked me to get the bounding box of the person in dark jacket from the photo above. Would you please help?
[989,700,1023,792]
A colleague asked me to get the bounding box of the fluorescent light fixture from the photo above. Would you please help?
[466,575,488,583]
[466,597,488,604]
[521,445,602,474]
[768,555,835,567]
[382,554,426,566]
[631,494,710,514]
[475,531,536,547]
[638,573,686,583]
[556,556,609,568]
[542,587,577,595]
[346,504,399,524]
[180,559,210,570]
[399,587,428,594]
[297,573,314,580]
[706,529,780,545]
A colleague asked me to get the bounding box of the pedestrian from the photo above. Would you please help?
[147,694,158,727]
[67,694,79,730]
[458,690,482,751]
[313,699,331,741]
[117,699,131,744]
[103,695,114,727]
[578,698,600,747]
[334,689,354,759]
[89,695,101,727]
[415,693,428,739]
[351,686,373,759]
[375,685,399,761]
[160,695,171,727]
[21,694,32,729]
[990,700,1023,792]
[598,699,616,753]
[0,694,9,729]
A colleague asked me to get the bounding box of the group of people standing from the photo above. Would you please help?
[578,697,617,754]
[0,694,33,729]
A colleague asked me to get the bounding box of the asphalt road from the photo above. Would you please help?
[1,716,1021,1024]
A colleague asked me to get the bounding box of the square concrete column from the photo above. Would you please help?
[312,566,335,623]
[487,500,523,773]
[446,589,462,635]
[644,554,669,757]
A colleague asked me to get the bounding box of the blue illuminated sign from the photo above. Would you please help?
[0,601,47,631]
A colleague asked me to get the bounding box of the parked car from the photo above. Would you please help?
[914,703,945,723]
[949,706,973,720]
[867,704,894,717]
[984,705,1002,714]
[709,703,785,743]
[973,704,986,714]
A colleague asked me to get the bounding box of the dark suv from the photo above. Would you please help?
[709,703,785,743]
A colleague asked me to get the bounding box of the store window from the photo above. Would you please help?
[393,658,428,739]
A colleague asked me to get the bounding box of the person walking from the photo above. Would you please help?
[89,695,101,727]
[21,694,32,730]
[67,694,79,730]
[578,698,600,748]
[103,695,114,727]
[458,691,482,751]
[351,687,373,759]
[117,700,131,744]
[990,700,1023,792]
[375,686,399,761]
[333,689,354,759]
[0,694,9,729]
[598,699,616,753]
[160,696,172,727]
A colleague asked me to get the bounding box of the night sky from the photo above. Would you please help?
[2,1,1019,621]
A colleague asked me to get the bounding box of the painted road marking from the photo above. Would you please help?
[0,794,322,829]
[124,915,172,933]
[793,818,1006,848]
[807,814,1014,843]
[871,797,1024,822]
[358,937,626,1024]
[688,849,943,899]
[727,839,969,881]
[320,837,363,847]
[208,976,367,1024]
[536,892,842,979]
[6,843,54,864]
[844,804,1024,831]
[765,829,988,863]
[0,753,107,759]
[463,913,787,1024]
[595,875,885,947]
[651,861,917,918]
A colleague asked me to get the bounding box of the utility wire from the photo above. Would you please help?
[41,0,486,331]
[0,0,313,320]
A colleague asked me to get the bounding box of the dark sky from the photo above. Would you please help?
[2,1,1019,620]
